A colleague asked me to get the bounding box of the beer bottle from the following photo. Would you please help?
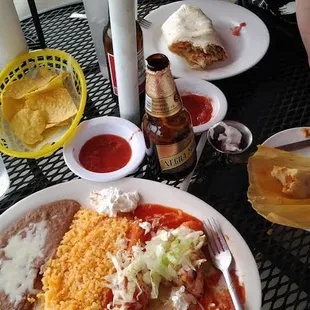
[142,53,197,180]
[103,21,145,117]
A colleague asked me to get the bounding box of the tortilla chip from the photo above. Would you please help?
[1,68,58,121]
[57,119,70,126]
[11,109,47,145]
[45,119,70,129]
[26,87,77,123]
[42,126,62,139]
[29,68,57,91]
[3,69,56,100]
[37,67,56,79]
[25,72,69,98]
[2,80,37,99]
[2,96,26,121]
[32,75,56,91]
[248,145,310,229]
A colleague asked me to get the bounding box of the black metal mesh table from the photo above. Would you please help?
[2,1,310,309]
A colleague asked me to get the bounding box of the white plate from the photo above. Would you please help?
[0,178,261,310]
[143,0,270,81]
[263,127,310,157]
[175,78,227,134]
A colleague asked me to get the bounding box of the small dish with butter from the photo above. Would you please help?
[207,120,253,154]
[63,116,146,182]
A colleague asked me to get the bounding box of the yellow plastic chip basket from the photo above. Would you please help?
[0,49,87,159]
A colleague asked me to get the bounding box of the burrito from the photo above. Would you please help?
[161,4,228,69]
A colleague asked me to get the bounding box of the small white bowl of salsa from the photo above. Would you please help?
[63,116,146,182]
[175,78,228,134]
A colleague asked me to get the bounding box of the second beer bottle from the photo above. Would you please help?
[142,53,197,180]
[103,21,145,118]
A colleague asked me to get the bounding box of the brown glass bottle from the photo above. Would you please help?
[103,21,145,118]
[142,53,197,180]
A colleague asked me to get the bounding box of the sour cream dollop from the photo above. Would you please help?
[90,187,140,217]
[210,122,242,152]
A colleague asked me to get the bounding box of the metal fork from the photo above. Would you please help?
[204,218,244,310]
[139,18,152,29]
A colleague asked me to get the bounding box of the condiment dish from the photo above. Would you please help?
[207,120,253,154]
[175,78,227,134]
[63,116,146,182]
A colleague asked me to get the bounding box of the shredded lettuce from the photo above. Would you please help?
[105,226,206,308]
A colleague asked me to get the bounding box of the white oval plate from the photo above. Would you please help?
[175,78,227,134]
[0,178,261,310]
[263,127,310,157]
[143,0,270,81]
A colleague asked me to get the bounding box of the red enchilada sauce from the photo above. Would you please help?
[79,134,131,173]
[200,270,245,309]
[181,94,213,126]
[129,204,246,309]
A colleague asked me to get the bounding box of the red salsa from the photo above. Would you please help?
[232,22,247,36]
[182,93,213,126]
[79,134,131,173]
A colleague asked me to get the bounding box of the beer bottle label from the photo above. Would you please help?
[156,133,196,171]
[107,48,145,96]
[145,92,182,117]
